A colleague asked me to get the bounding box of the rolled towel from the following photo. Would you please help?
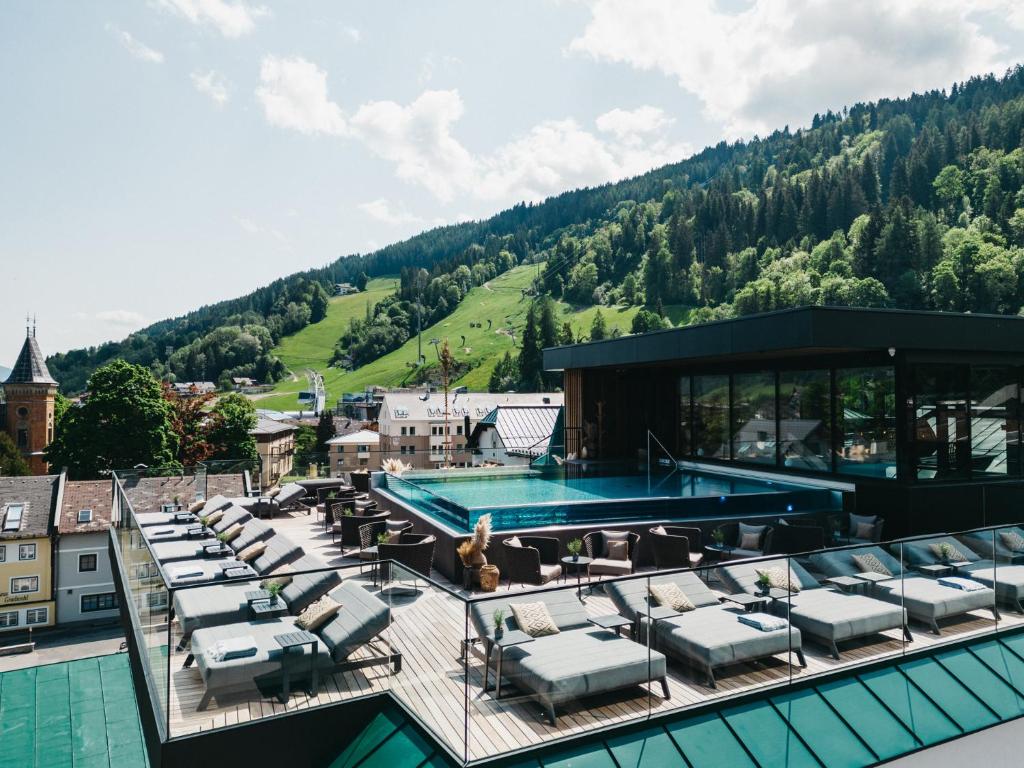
[167,564,205,581]
[150,527,176,536]
[938,576,987,592]
[208,635,258,662]
[738,612,789,632]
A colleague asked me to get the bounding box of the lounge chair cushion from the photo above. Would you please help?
[1000,531,1024,552]
[956,561,1024,602]
[649,582,695,612]
[281,568,343,614]
[151,539,221,563]
[538,563,562,584]
[852,552,893,577]
[211,505,252,533]
[188,500,206,513]
[737,523,766,549]
[469,589,591,637]
[205,509,225,526]
[657,606,800,669]
[510,602,560,638]
[756,565,802,592]
[134,511,195,527]
[295,596,342,632]
[231,520,274,552]
[903,536,982,567]
[173,580,260,635]
[871,576,994,622]
[780,588,906,643]
[600,530,630,558]
[606,571,721,621]
[607,540,629,560]
[589,558,633,576]
[318,581,391,662]
[252,534,303,574]
[928,542,971,563]
[810,546,904,579]
[237,542,266,563]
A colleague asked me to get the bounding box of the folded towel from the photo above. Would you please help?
[151,527,175,536]
[223,567,252,578]
[167,564,205,581]
[207,635,258,662]
[938,576,987,592]
[738,612,789,632]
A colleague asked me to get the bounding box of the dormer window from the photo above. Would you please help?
[2,504,24,532]
[78,509,93,524]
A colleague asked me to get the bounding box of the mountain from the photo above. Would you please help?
[48,66,1024,397]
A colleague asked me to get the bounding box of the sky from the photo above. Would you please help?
[2,0,1024,366]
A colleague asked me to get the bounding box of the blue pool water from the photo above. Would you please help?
[381,468,841,532]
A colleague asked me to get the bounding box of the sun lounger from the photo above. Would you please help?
[898,537,1014,616]
[151,539,232,564]
[163,559,258,587]
[142,523,211,542]
[808,544,998,634]
[469,589,669,723]
[960,528,1024,564]
[719,558,909,658]
[605,570,803,687]
[185,580,400,710]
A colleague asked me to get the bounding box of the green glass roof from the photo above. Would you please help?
[0,653,148,768]
[325,630,1024,768]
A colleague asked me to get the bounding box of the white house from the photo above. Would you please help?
[470,404,563,466]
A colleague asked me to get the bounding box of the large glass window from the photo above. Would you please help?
[780,369,832,472]
[836,367,897,478]
[732,372,776,464]
[693,375,730,459]
[970,367,1019,478]
[912,364,970,480]
[679,376,692,456]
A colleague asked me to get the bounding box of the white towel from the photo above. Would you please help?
[208,635,258,662]
[150,527,175,536]
[738,612,789,632]
[938,576,986,592]
[167,564,205,581]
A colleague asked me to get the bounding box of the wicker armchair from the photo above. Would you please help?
[351,471,371,494]
[711,522,773,559]
[333,509,390,547]
[649,526,704,570]
[827,512,885,545]
[357,519,412,561]
[767,521,825,554]
[501,536,562,588]
[582,530,642,577]
[378,533,436,591]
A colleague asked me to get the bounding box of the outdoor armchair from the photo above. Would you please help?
[501,536,562,588]
[649,526,704,570]
[583,530,641,577]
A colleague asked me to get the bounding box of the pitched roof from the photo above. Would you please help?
[326,429,381,445]
[59,479,113,534]
[380,391,562,422]
[0,474,59,539]
[250,417,296,436]
[477,405,562,457]
[119,473,244,514]
[4,333,56,385]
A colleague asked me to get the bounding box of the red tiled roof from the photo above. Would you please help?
[60,480,112,534]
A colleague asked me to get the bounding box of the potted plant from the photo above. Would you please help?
[199,515,210,529]
[938,542,953,563]
[711,528,726,546]
[492,608,506,641]
[265,581,284,606]
[567,538,583,562]
[377,532,391,546]
[756,572,772,596]
[343,507,355,517]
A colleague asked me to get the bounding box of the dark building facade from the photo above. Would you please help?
[544,306,1024,535]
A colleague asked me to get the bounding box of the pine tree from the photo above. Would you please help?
[517,303,541,390]
[589,310,607,341]
[315,410,336,454]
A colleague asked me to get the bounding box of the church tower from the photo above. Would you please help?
[2,323,57,474]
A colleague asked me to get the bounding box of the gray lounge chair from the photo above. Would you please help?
[173,557,340,640]
[151,539,233,564]
[719,558,909,658]
[227,519,276,554]
[959,528,1024,564]
[897,537,1014,615]
[469,589,669,724]
[605,570,803,687]
[185,580,400,710]
[230,483,309,518]
[142,523,213,542]
[210,505,254,534]
[162,559,258,587]
[250,534,304,574]
[808,544,998,634]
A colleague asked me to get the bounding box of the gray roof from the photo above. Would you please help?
[5,333,56,385]
[251,417,296,436]
[381,391,562,422]
[0,475,59,539]
[475,405,562,457]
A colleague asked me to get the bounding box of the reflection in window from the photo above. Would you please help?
[679,376,692,456]
[912,364,970,480]
[780,369,831,472]
[693,375,730,459]
[836,367,897,479]
[970,367,1018,477]
[732,372,776,464]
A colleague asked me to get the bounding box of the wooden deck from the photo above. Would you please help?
[155,521,1024,764]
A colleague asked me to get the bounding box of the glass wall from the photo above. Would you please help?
[780,369,831,472]
[970,367,1019,478]
[731,372,776,464]
[835,367,897,479]
[911,365,970,480]
[693,375,729,459]
[679,376,692,457]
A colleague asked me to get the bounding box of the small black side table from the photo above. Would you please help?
[561,556,593,601]
[274,630,319,704]
[588,614,632,636]
[203,543,231,558]
[483,630,534,698]
[250,599,288,619]
[918,563,953,578]
[723,593,770,612]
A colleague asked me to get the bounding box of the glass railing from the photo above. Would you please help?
[110,480,1024,765]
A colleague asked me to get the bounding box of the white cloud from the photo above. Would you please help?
[358,199,424,226]
[106,24,164,63]
[157,0,267,38]
[97,309,146,327]
[568,0,1022,139]
[191,70,230,105]
[417,53,462,85]
[256,55,348,136]
[342,26,361,43]
[256,56,690,205]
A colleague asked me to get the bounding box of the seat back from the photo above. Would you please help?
[900,535,982,567]
[281,561,343,614]
[230,519,274,552]
[252,533,303,573]
[719,557,820,595]
[469,588,591,638]
[807,545,903,578]
[606,571,719,621]
[319,581,391,662]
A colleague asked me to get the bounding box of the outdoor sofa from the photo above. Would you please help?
[185,580,400,710]
[469,589,669,724]
[807,543,998,634]
[719,558,909,658]
[606,570,803,687]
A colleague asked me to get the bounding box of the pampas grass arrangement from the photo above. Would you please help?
[457,513,492,566]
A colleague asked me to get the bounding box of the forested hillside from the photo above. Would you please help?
[49,67,1024,396]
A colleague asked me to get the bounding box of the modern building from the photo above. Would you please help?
[377,391,563,469]
[326,428,382,475]
[0,474,59,632]
[544,305,1024,535]
[54,478,119,626]
[468,404,562,466]
[250,416,296,487]
[1,326,57,475]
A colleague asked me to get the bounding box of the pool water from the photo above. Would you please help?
[381,468,841,533]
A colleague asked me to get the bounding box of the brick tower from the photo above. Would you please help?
[3,324,57,474]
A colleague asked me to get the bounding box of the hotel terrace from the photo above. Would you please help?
[98,308,1024,768]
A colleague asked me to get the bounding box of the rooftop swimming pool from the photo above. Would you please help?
[379,465,844,533]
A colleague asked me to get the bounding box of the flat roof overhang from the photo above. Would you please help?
[544,306,1024,371]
